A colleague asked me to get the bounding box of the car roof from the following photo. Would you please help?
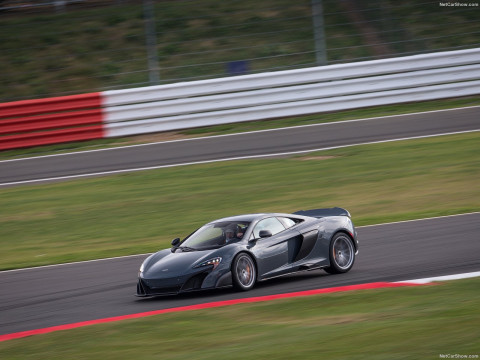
[210,213,301,223]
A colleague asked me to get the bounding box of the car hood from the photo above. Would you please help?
[142,248,221,278]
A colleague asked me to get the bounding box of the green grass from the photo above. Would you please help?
[1,96,478,161]
[0,0,318,100]
[1,277,479,359]
[0,132,479,270]
[1,0,478,101]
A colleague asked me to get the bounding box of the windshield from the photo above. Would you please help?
[181,221,250,249]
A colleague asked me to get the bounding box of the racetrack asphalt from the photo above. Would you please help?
[0,106,479,185]
[1,213,479,335]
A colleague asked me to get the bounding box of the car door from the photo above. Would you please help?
[250,217,301,279]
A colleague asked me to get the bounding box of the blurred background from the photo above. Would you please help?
[1,0,479,102]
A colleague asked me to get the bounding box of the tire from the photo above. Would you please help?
[232,253,257,291]
[324,232,355,274]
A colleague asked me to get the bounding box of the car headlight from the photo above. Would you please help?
[138,262,145,277]
[195,257,222,269]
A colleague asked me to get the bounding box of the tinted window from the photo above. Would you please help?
[278,217,297,229]
[182,221,250,248]
[253,217,285,238]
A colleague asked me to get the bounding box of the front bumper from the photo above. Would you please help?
[137,271,209,296]
[136,270,233,297]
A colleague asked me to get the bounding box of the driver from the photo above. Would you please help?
[225,224,247,243]
[225,226,236,243]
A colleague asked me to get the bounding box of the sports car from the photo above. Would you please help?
[136,207,358,296]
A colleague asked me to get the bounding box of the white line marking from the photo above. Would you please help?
[0,105,479,164]
[357,211,480,228]
[0,253,151,274]
[1,129,479,187]
[1,211,478,274]
[396,271,480,284]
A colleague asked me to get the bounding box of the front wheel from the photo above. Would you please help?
[324,233,355,274]
[232,253,257,291]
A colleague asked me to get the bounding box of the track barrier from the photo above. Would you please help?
[1,48,479,150]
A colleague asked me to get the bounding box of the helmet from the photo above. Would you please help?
[236,225,244,239]
[225,225,236,241]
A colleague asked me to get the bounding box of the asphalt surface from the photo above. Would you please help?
[1,106,479,185]
[1,213,479,335]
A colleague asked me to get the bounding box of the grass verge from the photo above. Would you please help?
[0,132,478,270]
[0,277,479,359]
[0,96,479,161]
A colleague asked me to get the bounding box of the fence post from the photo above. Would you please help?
[312,0,327,66]
[143,0,160,84]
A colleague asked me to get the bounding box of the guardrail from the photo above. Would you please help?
[103,47,480,137]
[1,48,479,150]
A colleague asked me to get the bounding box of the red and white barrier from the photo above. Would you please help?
[0,93,104,151]
[1,48,479,151]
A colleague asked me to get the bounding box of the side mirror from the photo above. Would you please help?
[259,230,272,238]
[171,238,180,246]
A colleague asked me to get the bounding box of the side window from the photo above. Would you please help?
[253,217,285,238]
[278,217,297,229]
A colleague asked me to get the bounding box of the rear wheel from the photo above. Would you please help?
[324,233,355,274]
[232,253,256,291]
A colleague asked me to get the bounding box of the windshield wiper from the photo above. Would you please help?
[173,246,196,252]
[200,245,223,250]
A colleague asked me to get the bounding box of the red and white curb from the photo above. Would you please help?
[1,271,479,343]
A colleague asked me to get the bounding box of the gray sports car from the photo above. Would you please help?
[136,207,358,296]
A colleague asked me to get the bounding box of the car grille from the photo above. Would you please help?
[137,279,182,296]
[137,269,211,296]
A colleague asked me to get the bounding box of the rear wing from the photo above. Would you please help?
[293,207,350,218]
